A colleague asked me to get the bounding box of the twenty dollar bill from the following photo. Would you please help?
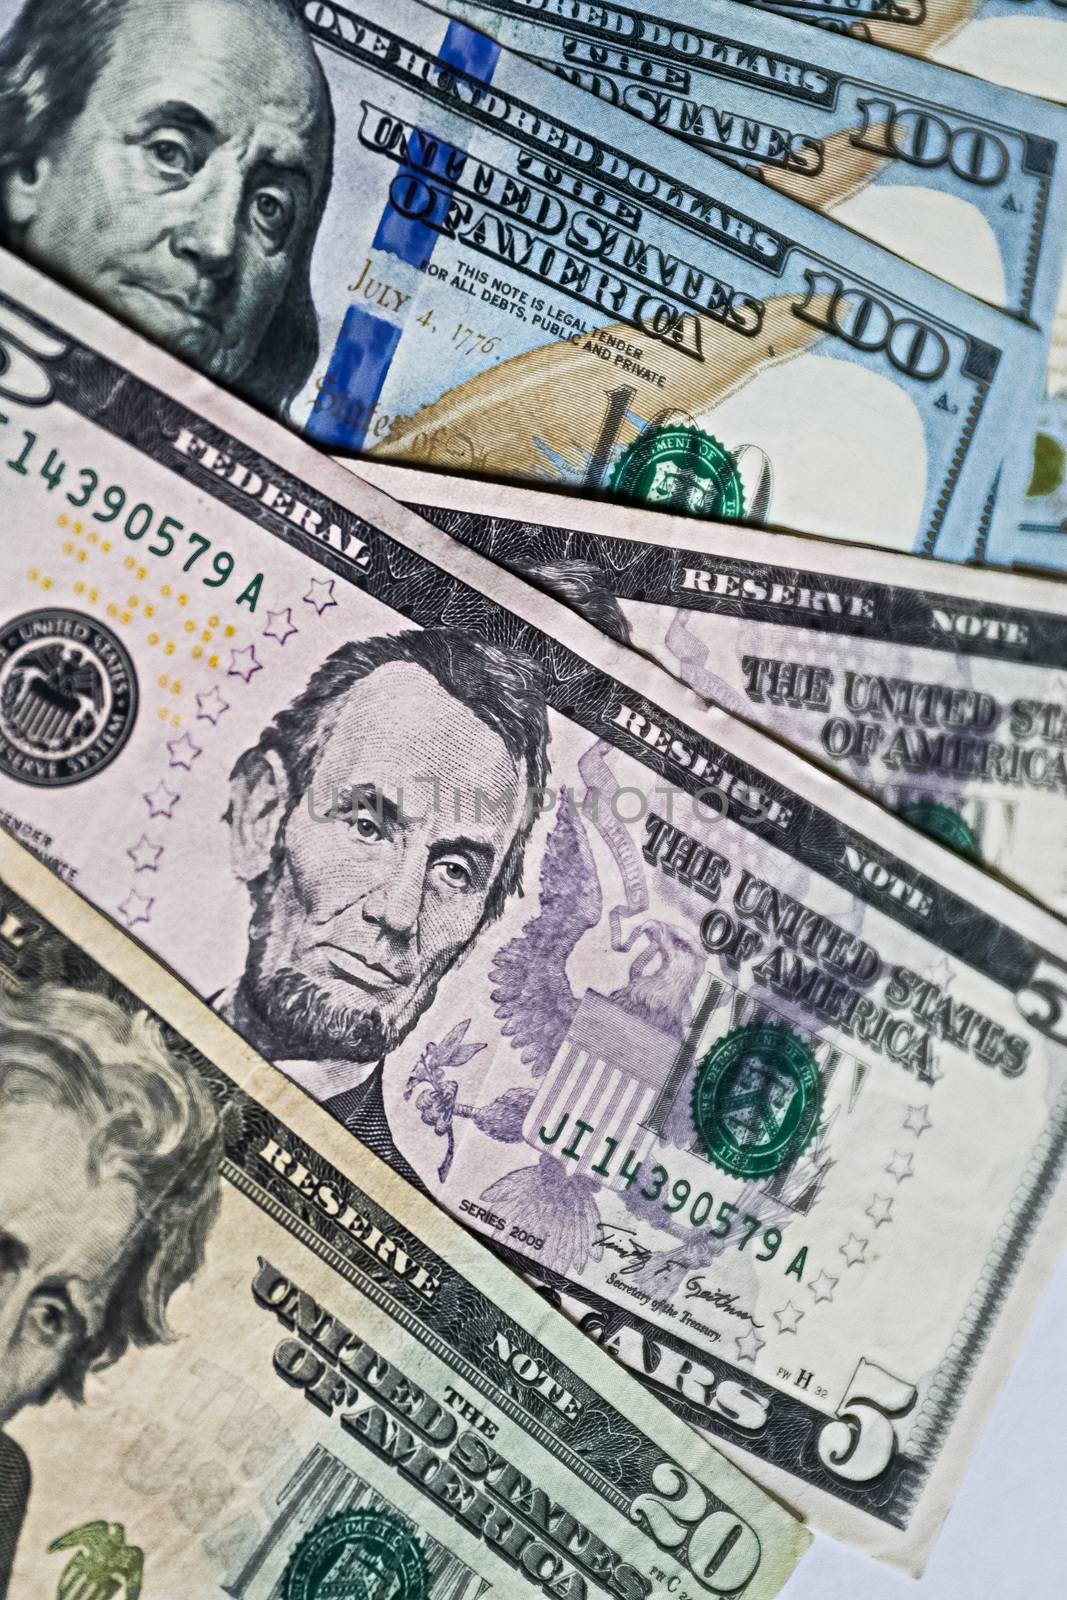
[0,830,808,1599]
[2,253,1067,1567]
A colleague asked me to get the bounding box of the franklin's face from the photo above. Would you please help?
[0,1103,137,1425]
[6,0,329,384]
[244,662,525,1061]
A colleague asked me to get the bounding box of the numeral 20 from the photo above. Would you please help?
[630,1462,761,1592]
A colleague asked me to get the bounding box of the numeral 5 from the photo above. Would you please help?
[0,303,66,406]
[1016,956,1067,1046]
[817,1358,917,1483]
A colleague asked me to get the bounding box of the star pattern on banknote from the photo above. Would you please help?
[262,606,298,645]
[735,1327,765,1364]
[304,576,337,614]
[773,1301,804,1336]
[127,834,163,872]
[839,1233,868,1268]
[886,1150,915,1184]
[866,1193,894,1227]
[195,685,230,724]
[228,644,262,683]
[166,731,203,769]
[903,1104,932,1137]
[117,888,153,928]
[809,1270,838,1305]
[144,781,180,818]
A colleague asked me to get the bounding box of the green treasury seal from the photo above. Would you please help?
[283,1509,429,1600]
[898,799,978,859]
[611,426,745,520]
[692,1023,822,1180]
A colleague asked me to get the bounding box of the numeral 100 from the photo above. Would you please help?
[794,270,950,382]
[851,98,1010,187]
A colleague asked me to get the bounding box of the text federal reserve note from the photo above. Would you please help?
[0,0,1041,559]
[361,461,1067,916]
[2,254,1067,1568]
[0,830,808,1600]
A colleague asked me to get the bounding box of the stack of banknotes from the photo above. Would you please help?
[1,0,1067,1594]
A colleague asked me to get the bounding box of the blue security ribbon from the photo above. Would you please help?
[308,23,501,450]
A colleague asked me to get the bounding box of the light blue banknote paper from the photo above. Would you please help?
[438,0,1067,325]
[0,0,1044,560]
[438,0,1067,568]
[735,0,1067,105]
[724,0,1067,563]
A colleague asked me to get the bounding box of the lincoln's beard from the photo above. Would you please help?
[238,898,456,1064]
[238,961,429,1063]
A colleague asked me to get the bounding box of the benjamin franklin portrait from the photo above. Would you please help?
[0,0,335,413]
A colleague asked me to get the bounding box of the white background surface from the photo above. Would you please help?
[780,1251,1067,1596]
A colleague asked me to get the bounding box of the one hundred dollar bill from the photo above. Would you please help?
[723,0,1067,562]
[0,0,1043,561]
[360,459,1067,916]
[3,252,1067,1569]
[736,0,1067,105]
[0,830,808,1599]
[436,0,1067,325]
[434,0,1067,571]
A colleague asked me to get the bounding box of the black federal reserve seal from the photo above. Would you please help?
[0,609,137,786]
